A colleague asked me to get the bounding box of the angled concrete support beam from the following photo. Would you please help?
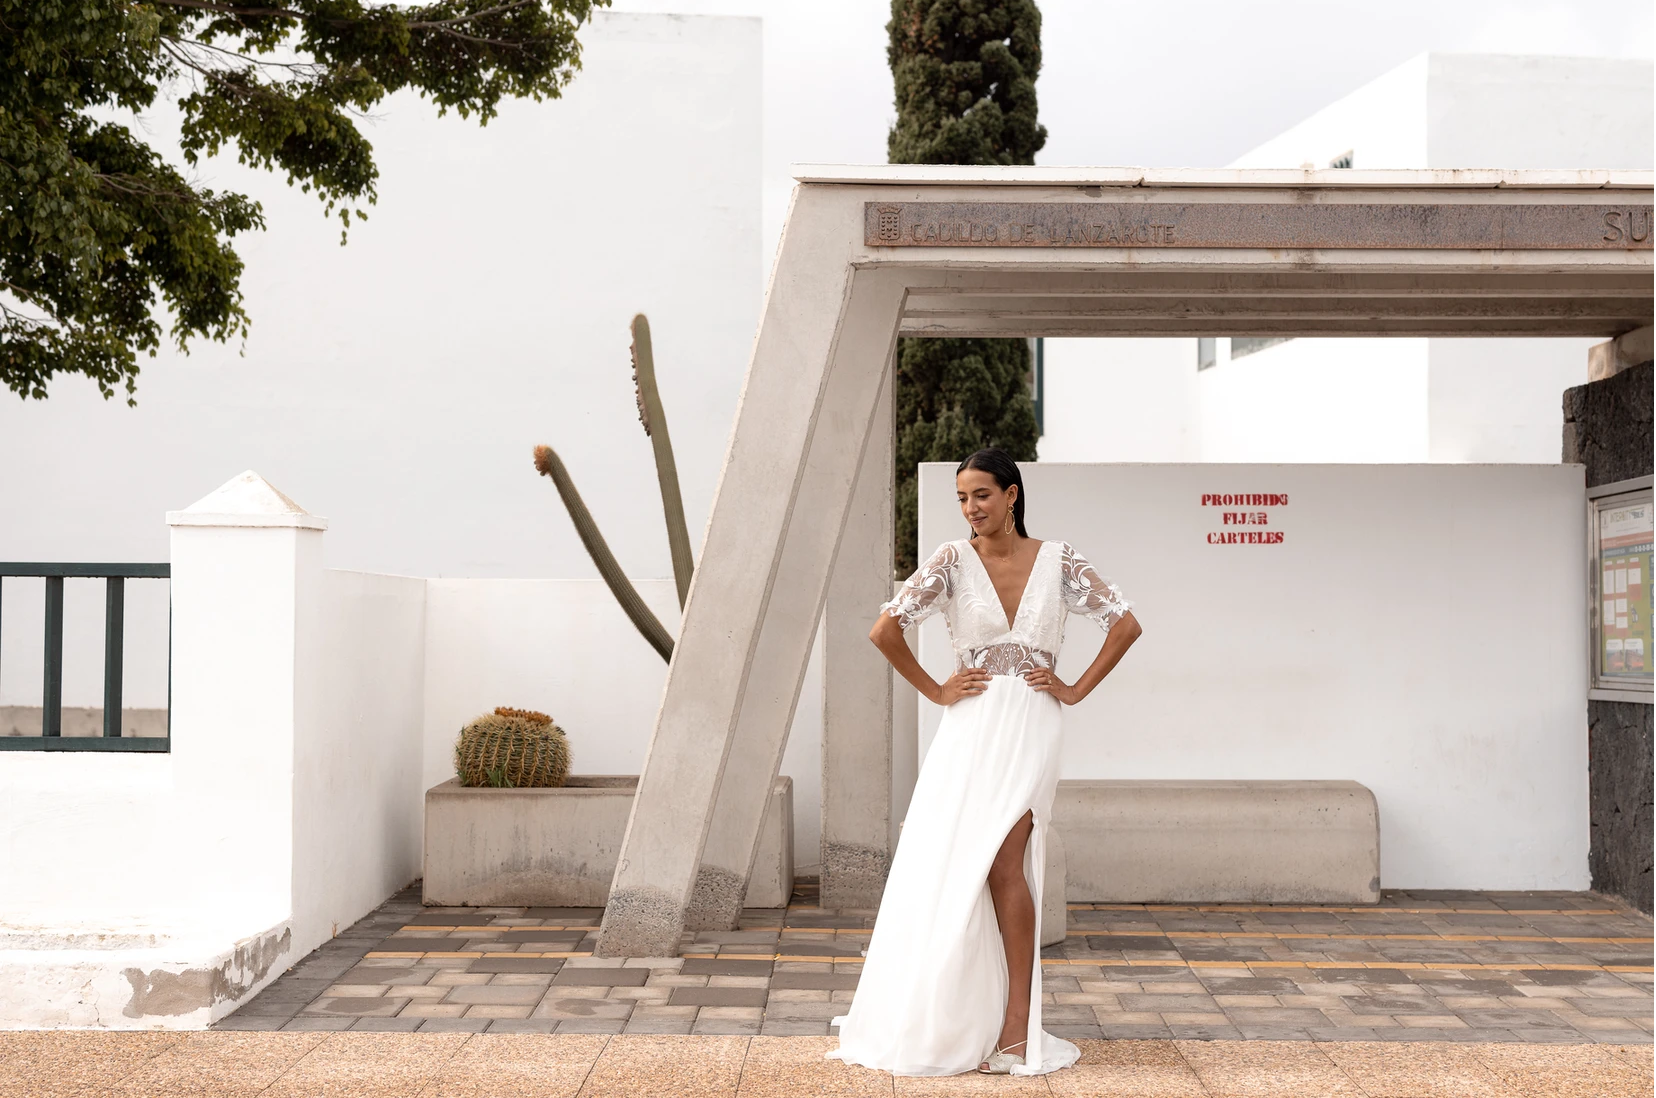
[598,186,906,955]
[820,369,895,911]
[684,278,904,932]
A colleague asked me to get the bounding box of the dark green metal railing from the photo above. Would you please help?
[0,563,171,752]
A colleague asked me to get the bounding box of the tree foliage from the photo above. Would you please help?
[887,0,1045,575]
[2,0,604,403]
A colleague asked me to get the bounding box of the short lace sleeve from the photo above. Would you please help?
[878,542,959,630]
[1060,542,1131,635]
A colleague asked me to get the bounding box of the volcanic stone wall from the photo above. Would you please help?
[1564,358,1654,914]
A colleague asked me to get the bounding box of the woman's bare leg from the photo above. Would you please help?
[980,809,1036,1067]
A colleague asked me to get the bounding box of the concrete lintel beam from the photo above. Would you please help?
[1589,325,1655,381]
[900,317,1650,339]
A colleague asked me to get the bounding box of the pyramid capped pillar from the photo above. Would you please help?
[165,472,326,932]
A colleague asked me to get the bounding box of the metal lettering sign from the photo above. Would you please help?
[864,202,1655,250]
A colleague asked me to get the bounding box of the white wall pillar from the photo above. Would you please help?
[166,471,327,937]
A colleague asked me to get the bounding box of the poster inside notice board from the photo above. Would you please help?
[1596,494,1653,688]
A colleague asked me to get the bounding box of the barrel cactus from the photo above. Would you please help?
[454,707,571,789]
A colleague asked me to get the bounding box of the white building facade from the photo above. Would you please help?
[1039,53,1655,465]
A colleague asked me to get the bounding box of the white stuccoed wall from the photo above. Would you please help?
[914,461,1590,891]
[1038,338,1200,462]
[1040,53,1651,465]
[0,10,761,713]
[1198,339,1431,462]
[1205,52,1652,464]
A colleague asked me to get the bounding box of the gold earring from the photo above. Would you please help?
[1003,509,1013,535]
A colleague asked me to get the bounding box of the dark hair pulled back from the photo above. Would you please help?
[956,448,1029,538]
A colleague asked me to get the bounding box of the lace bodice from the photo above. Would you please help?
[879,539,1131,675]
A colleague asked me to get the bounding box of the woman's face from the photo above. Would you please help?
[957,469,1015,535]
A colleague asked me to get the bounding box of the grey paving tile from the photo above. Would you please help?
[1313,968,1418,984]
[669,987,769,1008]
[224,999,304,1019]
[1198,976,1302,995]
[760,1019,831,1035]
[418,1018,493,1032]
[625,1016,695,1033]
[484,1019,560,1033]
[211,1015,293,1031]
[280,1016,355,1031]
[467,957,565,974]
[550,966,649,987]
[679,958,773,977]
[556,1018,628,1034]
[1083,935,1175,951]
[350,1017,424,1031]
[768,971,856,991]
[374,937,465,952]
[763,1001,844,1021]
[1453,1009,1581,1030]
[1119,993,1220,1011]
[692,1018,763,1035]
[1234,1025,1317,1040]
[1099,1024,1174,1039]
[1168,1024,1244,1040]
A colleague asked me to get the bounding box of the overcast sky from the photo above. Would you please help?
[608,0,1655,254]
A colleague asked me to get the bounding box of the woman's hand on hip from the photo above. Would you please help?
[930,668,990,705]
[1024,668,1079,705]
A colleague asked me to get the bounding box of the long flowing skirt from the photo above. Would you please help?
[826,674,1080,1077]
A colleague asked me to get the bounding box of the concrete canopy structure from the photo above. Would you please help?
[596,167,1654,957]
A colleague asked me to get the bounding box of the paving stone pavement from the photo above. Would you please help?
[2,1032,1651,1096]
[216,881,1653,1045]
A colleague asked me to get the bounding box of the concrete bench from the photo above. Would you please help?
[1039,780,1379,941]
[424,775,794,909]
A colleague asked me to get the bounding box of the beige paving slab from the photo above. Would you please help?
[1469,1042,1648,1098]
[736,1035,894,1096]
[0,1030,188,1097]
[1048,1039,1206,1097]
[416,1033,607,1098]
[1316,1040,1510,1098]
[261,1032,471,1098]
[109,1032,327,1098]
[891,1071,1051,1095]
[1175,1039,1361,1097]
[575,1034,748,1098]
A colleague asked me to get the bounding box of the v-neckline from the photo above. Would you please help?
[966,538,1045,633]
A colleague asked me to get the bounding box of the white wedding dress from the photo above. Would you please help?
[827,538,1131,1077]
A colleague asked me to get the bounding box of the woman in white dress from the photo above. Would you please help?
[827,449,1142,1077]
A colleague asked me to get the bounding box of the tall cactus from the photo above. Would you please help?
[533,314,697,663]
[534,444,675,662]
[631,315,695,608]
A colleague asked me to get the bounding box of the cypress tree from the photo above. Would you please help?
[887,0,1045,575]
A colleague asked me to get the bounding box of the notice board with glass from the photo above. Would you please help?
[1590,476,1654,702]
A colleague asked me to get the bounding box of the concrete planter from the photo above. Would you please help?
[424,775,793,909]
[1052,779,1380,904]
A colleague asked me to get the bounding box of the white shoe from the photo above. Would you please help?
[977,1039,1027,1075]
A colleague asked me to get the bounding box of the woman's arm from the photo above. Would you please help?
[869,612,988,705]
[1023,611,1142,705]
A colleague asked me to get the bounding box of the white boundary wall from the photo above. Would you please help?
[0,482,827,1027]
[915,461,1590,891]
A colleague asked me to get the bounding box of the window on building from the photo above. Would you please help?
[1031,337,1044,435]
[1197,338,1216,371]
[1231,336,1293,359]
[1329,150,1354,169]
